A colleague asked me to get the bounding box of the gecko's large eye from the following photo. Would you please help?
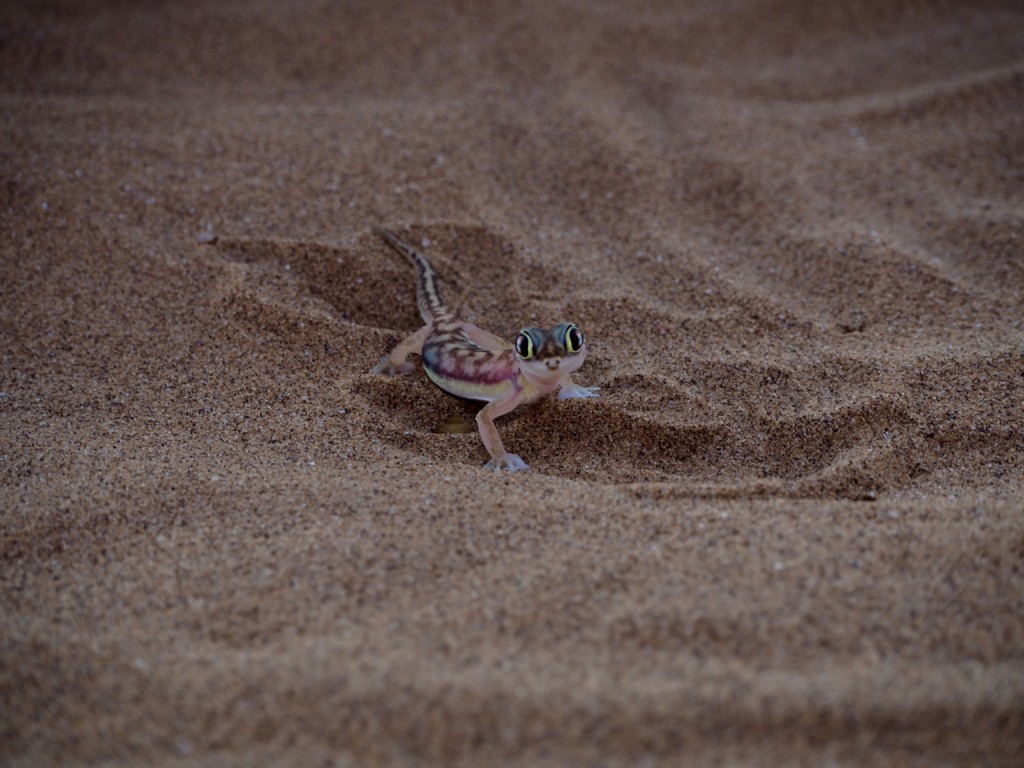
[564,324,585,354]
[515,331,536,359]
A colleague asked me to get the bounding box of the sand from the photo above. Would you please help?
[2,1,1023,765]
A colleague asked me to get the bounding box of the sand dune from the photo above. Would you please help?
[2,1,1023,765]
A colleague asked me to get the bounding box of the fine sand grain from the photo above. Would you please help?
[2,1,1023,765]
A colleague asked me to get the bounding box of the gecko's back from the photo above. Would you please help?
[372,227,517,399]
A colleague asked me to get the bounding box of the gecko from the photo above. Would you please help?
[370,226,598,472]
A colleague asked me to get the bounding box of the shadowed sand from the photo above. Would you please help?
[2,1,1023,765]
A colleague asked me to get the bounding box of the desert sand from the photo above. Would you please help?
[2,1,1023,765]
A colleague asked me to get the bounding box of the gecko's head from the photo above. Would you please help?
[514,322,587,386]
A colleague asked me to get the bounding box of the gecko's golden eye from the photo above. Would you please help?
[564,324,585,354]
[515,331,536,359]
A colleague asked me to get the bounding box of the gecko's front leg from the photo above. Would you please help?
[476,389,529,472]
[371,325,431,376]
[557,374,600,400]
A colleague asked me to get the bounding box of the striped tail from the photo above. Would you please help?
[373,226,448,323]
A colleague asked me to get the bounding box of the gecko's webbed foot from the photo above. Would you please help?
[484,453,530,473]
[557,383,600,400]
[370,355,417,376]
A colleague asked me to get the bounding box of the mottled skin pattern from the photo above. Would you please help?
[370,227,598,471]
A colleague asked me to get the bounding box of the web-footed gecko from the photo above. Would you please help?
[370,227,598,471]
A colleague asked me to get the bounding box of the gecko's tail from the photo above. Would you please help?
[373,226,448,323]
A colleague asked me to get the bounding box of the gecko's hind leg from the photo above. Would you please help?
[371,325,431,375]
